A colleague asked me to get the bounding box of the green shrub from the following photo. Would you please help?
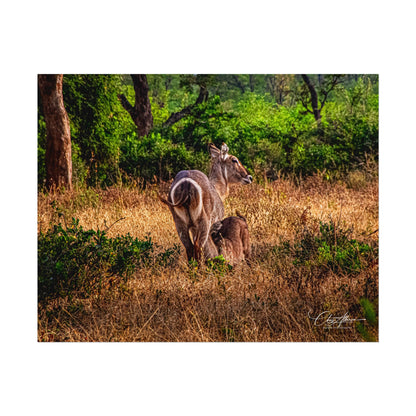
[206,255,233,274]
[291,142,342,175]
[248,139,288,178]
[120,132,208,182]
[291,220,376,274]
[322,79,379,169]
[154,244,181,267]
[38,218,178,303]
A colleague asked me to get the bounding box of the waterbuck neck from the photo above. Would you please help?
[209,163,229,200]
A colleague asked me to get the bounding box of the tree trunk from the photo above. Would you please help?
[38,74,72,190]
[301,74,321,124]
[232,75,246,94]
[249,74,255,92]
[118,74,153,138]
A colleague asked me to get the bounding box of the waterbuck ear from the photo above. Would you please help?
[209,143,221,159]
[220,142,229,160]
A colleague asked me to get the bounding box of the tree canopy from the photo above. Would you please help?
[38,74,378,188]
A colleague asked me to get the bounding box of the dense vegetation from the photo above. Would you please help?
[38,216,183,304]
[38,74,378,187]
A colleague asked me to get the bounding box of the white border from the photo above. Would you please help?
[2,1,416,415]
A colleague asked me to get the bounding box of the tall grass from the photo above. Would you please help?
[38,174,378,342]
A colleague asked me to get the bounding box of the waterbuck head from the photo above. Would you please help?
[208,143,252,198]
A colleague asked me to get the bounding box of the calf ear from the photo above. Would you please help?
[210,222,223,244]
[209,143,221,159]
[211,221,223,235]
[236,210,246,222]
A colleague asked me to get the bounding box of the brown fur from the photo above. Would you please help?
[210,214,251,266]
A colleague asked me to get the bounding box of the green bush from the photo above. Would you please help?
[291,142,342,175]
[291,220,376,274]
[120,132,208,182]
[322,79,379,168]
[38,218,179,303]
[61,75,135,186]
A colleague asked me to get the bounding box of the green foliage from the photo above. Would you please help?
[157,87,377,180]
[154,244,181,267]
[359,297,377,326]
[38,218,178,303]
[221,326,236,342]
[206,255,233,291]
[322,78,379,166]
[186,255,232,284]
[62,75,135,186]
[356,298,378,342]
[161,95,233,151]
[291,220,376,274]
[71,141,89,186]
[38,74,378,187]
[120,132,208,182]
[206,255,233,274]
[37,114,47,186]
[291,141,342,175]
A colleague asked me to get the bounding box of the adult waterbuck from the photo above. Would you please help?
[160,143,252,262]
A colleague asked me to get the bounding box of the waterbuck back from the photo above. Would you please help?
[210,214,251,266]
[160,143,252,262]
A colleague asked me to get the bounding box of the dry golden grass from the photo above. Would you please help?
[38,174,378,342]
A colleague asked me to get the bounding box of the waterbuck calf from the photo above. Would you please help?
[210,214,251,266]
[160,143,252,262]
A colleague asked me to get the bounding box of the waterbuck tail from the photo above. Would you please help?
[158,193,187,207]
[170,179,193,207]
[159,179,192,208]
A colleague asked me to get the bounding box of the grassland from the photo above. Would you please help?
[37,173,378,342]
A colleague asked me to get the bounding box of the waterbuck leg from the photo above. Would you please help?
[194,217,218,261]
[204,235,219,259]
[193,240,202,262]
[173,217,195,261]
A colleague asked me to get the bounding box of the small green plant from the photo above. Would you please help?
[154,244,181,267]
[38,218,156,302]
[205,255,232,290]
[206,255,233,274]
[186,259,200,281]
[221,326,236,342]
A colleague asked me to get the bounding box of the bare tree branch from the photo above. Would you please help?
[162,84,209,128]
[319,75,343,110]
[118,93,135,116]
[301,74,320,122]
